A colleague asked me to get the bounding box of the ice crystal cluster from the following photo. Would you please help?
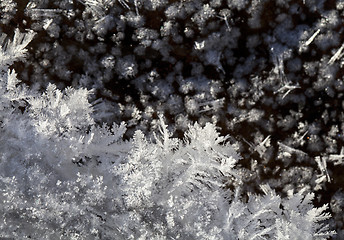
[1,0,344,239]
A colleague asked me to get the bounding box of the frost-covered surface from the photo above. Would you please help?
[1,0,344,239]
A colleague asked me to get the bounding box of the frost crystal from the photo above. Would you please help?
[0,0,341,238]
